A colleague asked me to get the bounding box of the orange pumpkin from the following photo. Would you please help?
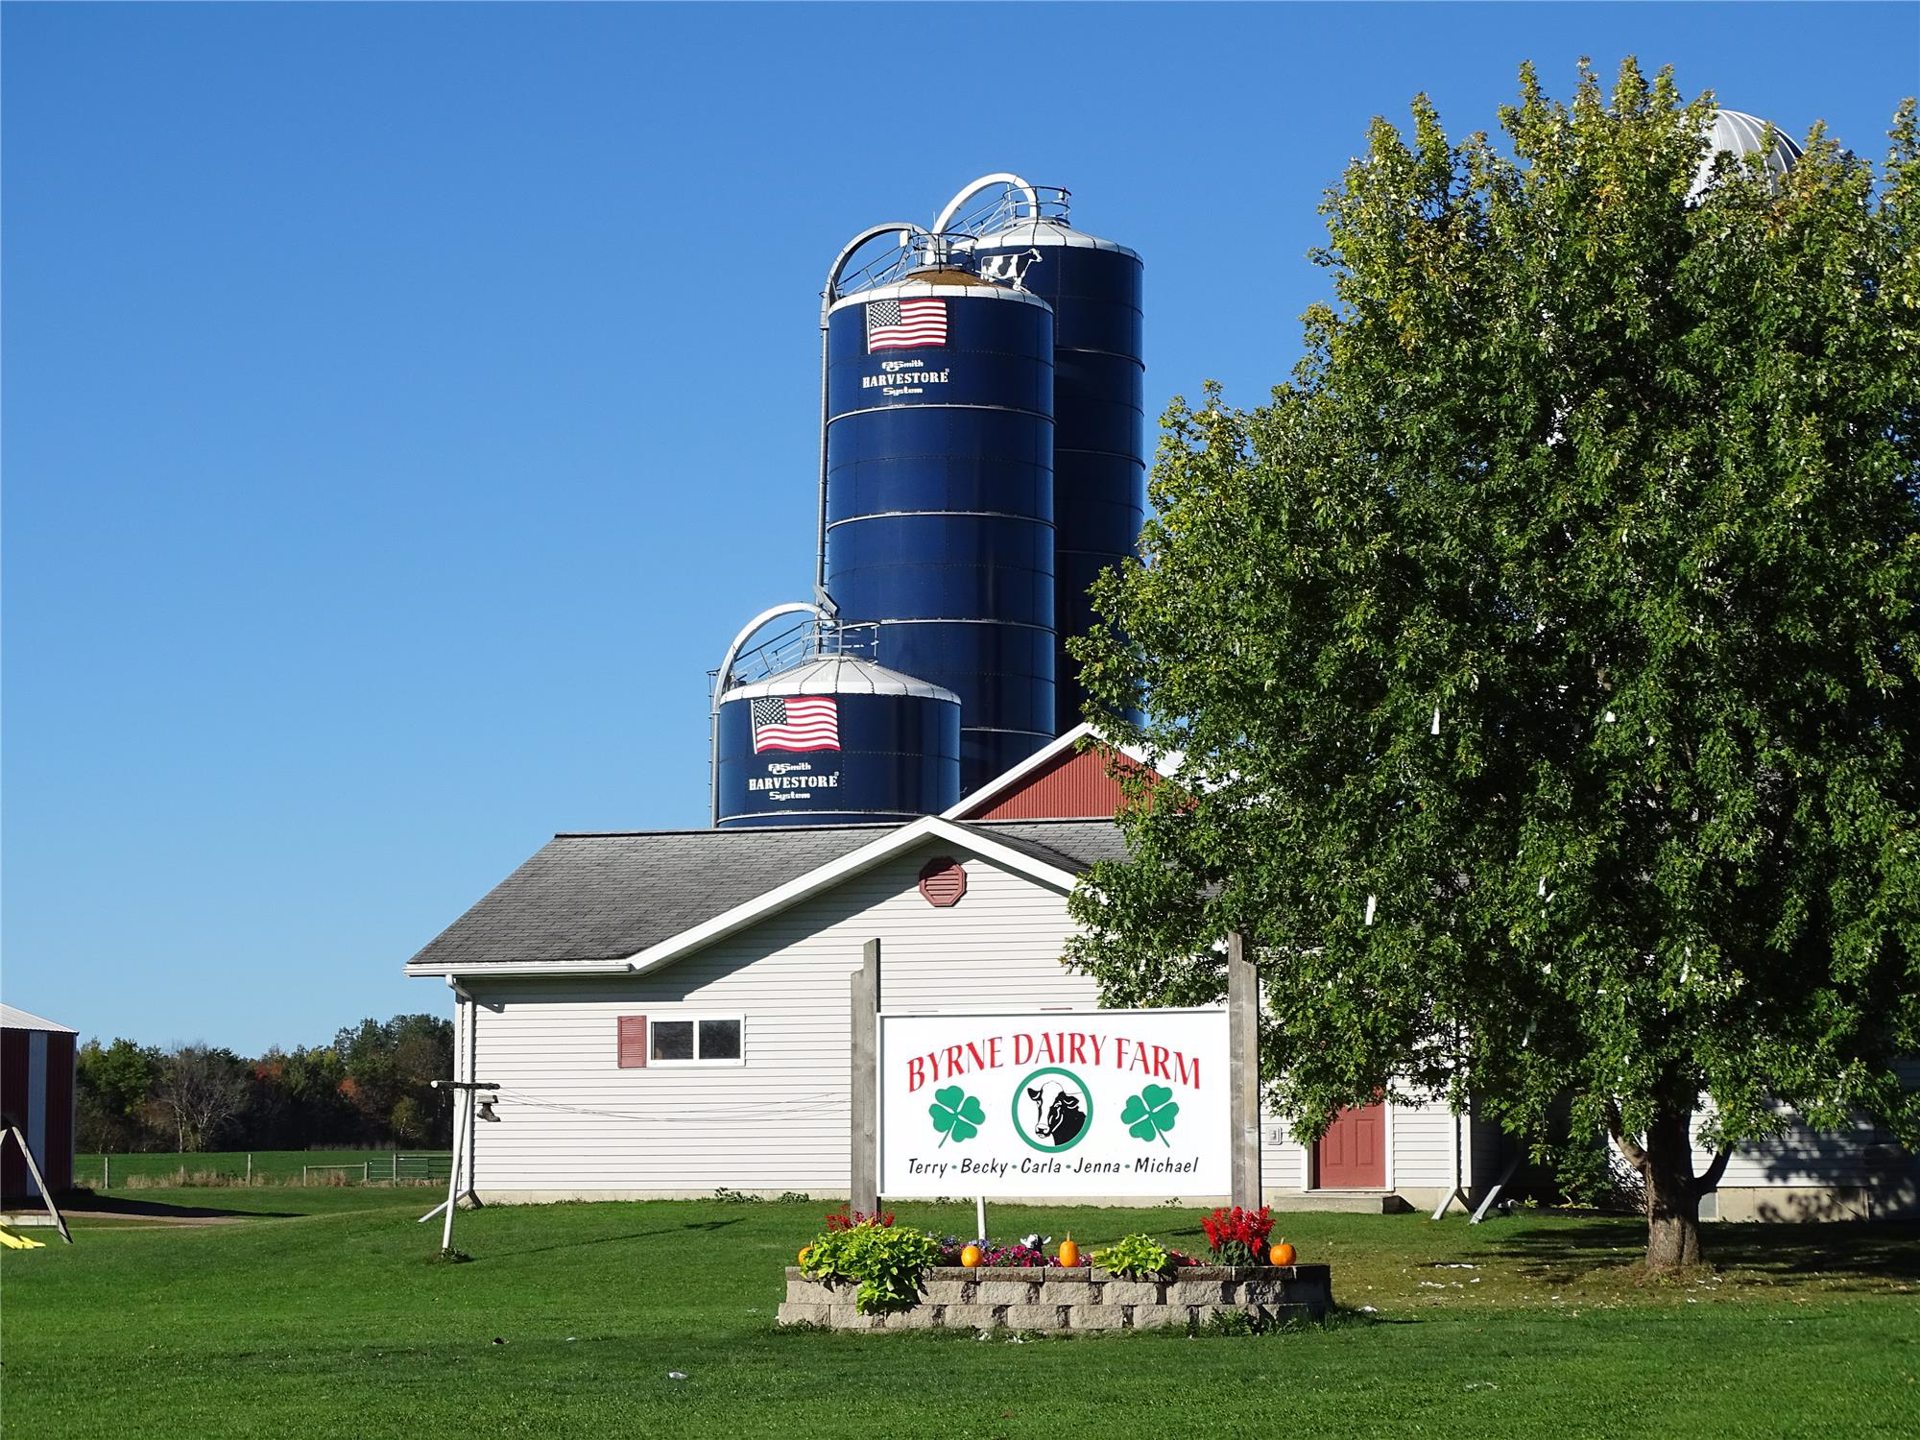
[960,1244,983,1268]
[1269,1241,1297,1267]
[1058,1236,1080,1268]
[798,1245,813,1266]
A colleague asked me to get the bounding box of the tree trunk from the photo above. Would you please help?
[1641,1104,1704,1272]
[1609,1099,1730,1273]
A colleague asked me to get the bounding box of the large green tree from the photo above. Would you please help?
[334,1014,454,1146]
[76,1038,162,1151]
[1069,62,1919,1270]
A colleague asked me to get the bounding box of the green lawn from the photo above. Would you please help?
[4,1192,1916,1438]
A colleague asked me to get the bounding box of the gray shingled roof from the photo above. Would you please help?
[405,818,1126,973]
[974,819,1132,871]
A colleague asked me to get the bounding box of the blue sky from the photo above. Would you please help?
[5,3,1915,1055]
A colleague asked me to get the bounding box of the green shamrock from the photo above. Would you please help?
[1121,1084,1179,1146]
[929,1086,986,1147]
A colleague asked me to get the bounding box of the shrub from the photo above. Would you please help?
[1090,1233,1173,1277]
[800,1219,941,1313]
[1548,1129,1647,1213]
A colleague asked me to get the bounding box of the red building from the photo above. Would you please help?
[2,1004,77,1202]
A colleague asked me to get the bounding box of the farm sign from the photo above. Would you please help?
[877,1009,1231,1197]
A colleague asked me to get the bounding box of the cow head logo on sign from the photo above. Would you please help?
[1013,1067,1091,1153]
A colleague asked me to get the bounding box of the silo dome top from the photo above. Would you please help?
[902,266,993,287]
[1691,108,1802,199]
[826,268,1053,318]
[722,654,960,705]
[961,216,1142,263]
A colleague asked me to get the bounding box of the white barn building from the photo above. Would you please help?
[407,729,1916,1219]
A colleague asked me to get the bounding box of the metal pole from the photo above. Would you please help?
[975,1196,987,1243]
[246,1153,252,1185]
[427,1078,497,1250]
[460,989,481,1207]
[816,285,832,602]
[102,1155,110,1190]
[440,1121,463,1254]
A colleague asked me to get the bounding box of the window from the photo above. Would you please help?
[619,1014,745,1067]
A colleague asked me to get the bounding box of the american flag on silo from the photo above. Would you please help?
[750,696,841,753]
[866,297,947,352]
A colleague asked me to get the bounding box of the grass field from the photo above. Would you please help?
[76,1149,453,1187]
[4,1190,1916,1438]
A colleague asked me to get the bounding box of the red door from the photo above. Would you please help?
[1314,1102,1386,1188]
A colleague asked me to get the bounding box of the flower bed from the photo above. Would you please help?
[776,1263,1334,1332]
[783,1205,1329,1332]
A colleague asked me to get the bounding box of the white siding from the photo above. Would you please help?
[1710,1117,1910,1189]
[1259,1112,1310,1193]
[1692,1066,1919,1192]
[464,842,1096,1196]
[1252,1101,1470,1195]
[1385,1102,1462,1190]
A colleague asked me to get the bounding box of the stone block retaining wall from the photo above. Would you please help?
[777,1265,1334,1332]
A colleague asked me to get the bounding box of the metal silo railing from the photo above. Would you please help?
[933,178,1071,241]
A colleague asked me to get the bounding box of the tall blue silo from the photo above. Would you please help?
[823,268,1057,792]
[963,208,1144,735]
[715,655,961,828]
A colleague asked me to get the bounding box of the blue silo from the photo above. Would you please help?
[962,196,1145,735]
[823,268,1057,792]
[715,654,961,828]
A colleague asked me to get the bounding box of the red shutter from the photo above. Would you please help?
[617,1015,648,1068]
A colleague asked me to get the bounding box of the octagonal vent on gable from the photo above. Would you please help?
[917,857,968,908]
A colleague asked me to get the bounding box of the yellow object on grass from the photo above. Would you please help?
[0,1227,47,1249]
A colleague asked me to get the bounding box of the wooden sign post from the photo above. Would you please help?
[849,938,880,1215]
[1227,930,1262,1210]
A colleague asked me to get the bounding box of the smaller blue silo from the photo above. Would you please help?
[715,655,961,828]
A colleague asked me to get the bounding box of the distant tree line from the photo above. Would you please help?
[76,1013,454,1152]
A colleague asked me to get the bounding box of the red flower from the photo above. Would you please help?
[1202,1206,1274,1260]
[823,1205,894,1232]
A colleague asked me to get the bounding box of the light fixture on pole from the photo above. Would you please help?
[425,1078,499,1257]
